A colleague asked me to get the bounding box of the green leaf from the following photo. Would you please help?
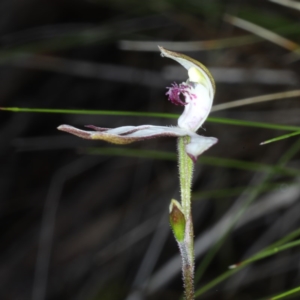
[169,199,186,243]
[269,285,300,300]
[260,131,300,145]
[2,106,300,132]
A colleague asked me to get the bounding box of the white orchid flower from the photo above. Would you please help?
[58,47,217,162]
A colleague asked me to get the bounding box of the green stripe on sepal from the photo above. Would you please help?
[169,199,186,242]
[158,46,215,98]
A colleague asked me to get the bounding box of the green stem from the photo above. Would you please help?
[178,136,195,300]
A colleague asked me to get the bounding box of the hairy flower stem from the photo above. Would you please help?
[178,136,195,300]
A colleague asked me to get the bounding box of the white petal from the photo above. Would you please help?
[58,124,188,144]
[185,134,218,162]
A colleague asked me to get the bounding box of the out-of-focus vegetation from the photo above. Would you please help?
[1,0,300,299]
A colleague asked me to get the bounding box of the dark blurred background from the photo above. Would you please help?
[1,0,300,299]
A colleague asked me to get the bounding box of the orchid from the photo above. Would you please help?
[58,46,217,162]
[58,47,218,300]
